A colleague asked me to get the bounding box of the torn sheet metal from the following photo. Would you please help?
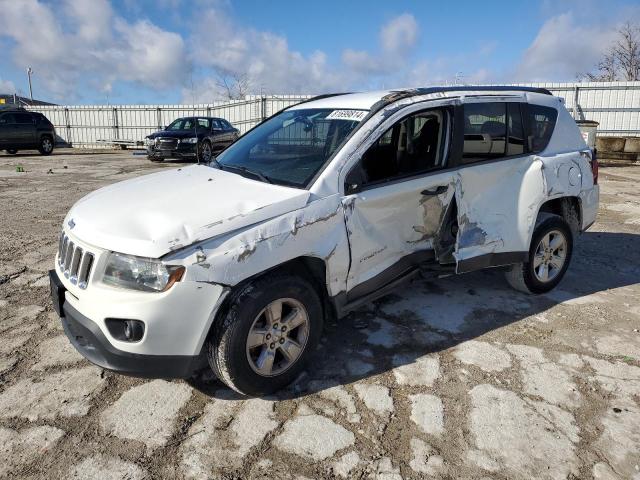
[343,172,455,290]
[168,194,350,297]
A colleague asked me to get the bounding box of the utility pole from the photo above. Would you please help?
[26,67,34,102]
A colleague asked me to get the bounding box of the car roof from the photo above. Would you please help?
[290,86,553,111]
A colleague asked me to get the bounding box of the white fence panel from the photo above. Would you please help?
[27,84,638,148]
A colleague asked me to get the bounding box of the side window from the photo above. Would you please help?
[15,113,34,124]
[359,109,447,185]
[221,119,232,129]
[507,103,525,156]
[197,118,210,129]
[462,103,506,162]
[527,104,558,153]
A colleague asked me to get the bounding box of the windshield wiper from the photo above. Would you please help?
[222,164,273,184]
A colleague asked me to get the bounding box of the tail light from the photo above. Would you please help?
[590,148,599,185]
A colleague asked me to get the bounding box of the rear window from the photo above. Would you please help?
[527,104,557,153]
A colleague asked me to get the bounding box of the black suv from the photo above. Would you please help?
[0,107,56,155]
[145,116,239,162]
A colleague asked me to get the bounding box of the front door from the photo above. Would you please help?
[343,107,455,298]
[0,113,18,147]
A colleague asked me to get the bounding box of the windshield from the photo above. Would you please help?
[166,118,210,130]
[215,108,367,188]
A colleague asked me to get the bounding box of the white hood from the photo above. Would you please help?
[66,165,310,258]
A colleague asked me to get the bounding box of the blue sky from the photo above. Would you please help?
[0,0,638,104]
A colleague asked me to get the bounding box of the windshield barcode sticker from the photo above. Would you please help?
[326,110,368,122]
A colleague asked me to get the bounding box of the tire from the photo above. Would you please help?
[6,149,17,155]
[505,215,573,294]
[198,140,213,163]
[38,136,54,155]
[207,272,323,396]
[148,156,163,162]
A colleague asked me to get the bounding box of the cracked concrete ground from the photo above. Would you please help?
[1,150,640,479]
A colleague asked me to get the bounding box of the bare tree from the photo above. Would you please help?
[216,73,251,100]
[580,22,640,81]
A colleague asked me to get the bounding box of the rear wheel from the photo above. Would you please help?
[6,149,17,155]
[207,272,323,396]
[505,215,573,294]
[39,136,53,155]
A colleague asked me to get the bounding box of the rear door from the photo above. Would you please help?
[14,112,36,146]
[343,105,456,298]
[453,99,544,272]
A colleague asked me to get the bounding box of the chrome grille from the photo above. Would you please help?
[157,137,178,150]
[58,232,95,289]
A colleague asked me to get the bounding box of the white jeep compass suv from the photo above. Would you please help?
[50,87,599,396]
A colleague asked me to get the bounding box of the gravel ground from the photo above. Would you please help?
[1,149,639,480]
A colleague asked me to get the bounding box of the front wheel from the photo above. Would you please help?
[207,272,323,396]
[505,215,573,294]
[198,140,213,163]
[6,149,17,155]
[38,136,54,155]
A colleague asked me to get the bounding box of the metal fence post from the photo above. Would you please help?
[261,95,267,121]
[113,107,119,141]
[573,86,579,120]
[64,107,72,147]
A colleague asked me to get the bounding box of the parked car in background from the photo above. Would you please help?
[0,107,55,155]
[145,116,239,162]
[50,86,598,396]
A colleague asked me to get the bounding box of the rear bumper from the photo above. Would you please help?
[50,269,206,379]
[580,184,599,231]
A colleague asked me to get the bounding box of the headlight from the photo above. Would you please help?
[101,253,185,292]
[181,137,198,144]
[145,137,154,145]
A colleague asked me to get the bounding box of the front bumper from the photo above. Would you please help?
[50,264,226,379]
[147,143,197,159]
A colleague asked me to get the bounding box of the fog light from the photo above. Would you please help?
[124,320,144,341]
[105,318,145,342]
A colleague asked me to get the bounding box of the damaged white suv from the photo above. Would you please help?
[50,87,599,396]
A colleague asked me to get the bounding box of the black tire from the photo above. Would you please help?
[505,215,573,294]
[38,136,54,155]
[6,149,17,155]
[148,156,163,162]
[198,140,212,163]
[207,272,323,396]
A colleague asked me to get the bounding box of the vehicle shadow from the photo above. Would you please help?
[188,231,640,399]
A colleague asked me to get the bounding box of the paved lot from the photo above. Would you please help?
[1,149,639,479]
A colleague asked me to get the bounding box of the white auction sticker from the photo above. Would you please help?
[326,110,368,122]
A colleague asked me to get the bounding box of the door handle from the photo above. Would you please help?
[421,185,448,196]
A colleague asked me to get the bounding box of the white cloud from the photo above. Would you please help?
[514,12,617,81]
[0,78,16,93]
[187,7,420,100]
[0,0,189,100]
[380,13,418,55]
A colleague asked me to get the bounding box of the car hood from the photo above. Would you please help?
[65,165,311,258]
[147,130,200,139]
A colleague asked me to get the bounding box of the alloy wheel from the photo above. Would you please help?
[245,298,310,377]
[533,229,567,283]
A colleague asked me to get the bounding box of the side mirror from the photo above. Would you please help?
[345,166,366,194]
